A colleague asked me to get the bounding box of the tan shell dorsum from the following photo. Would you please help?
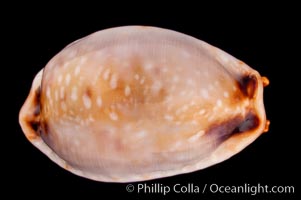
[19,26,269,182]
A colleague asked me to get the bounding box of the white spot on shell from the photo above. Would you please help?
[219,52,229,63]
[151,81,162,94]
[223,91,229,98]
[190,101,196,106]
[162,67,168,73]
[182,105,189,112]
[182,50,191,58]
[176,105,189,115]
[109,112,118,121]
[88,115,95,122]
[144,63,153,70]
[164,115,174,121]
[63,63,68,69]
[58,75,63,84]
[67,51,76,58]
[180,91,186,96]
[140,77,145,84]
[103,68,110,80]
[74,65,81,76]
[208,115,214,122]
[110,74,118,89]
[46,87,51,99]
[74,139,80,146]
[201,89,209,99]
[125,85,131,96]
[173,76,179,82]
[217,99,222,107]
[190,120,198,125]
[96,96,102,107]
[71,86,77,101]
[187,80,194,86]
[65,73,71,86]
[79,56,87,64]
[82,94,92,109]
[188,130,204,143]
[93,67,103,84]
[199,109,206,115]
[136,130,147,139]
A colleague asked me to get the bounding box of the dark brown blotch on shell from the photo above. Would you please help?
[237,74,258,99]
[25,86,49,137]
[204,111,260,145]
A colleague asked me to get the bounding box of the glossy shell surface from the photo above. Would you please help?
[19,26,269,182]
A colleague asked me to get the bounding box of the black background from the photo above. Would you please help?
[6,4,299,200]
